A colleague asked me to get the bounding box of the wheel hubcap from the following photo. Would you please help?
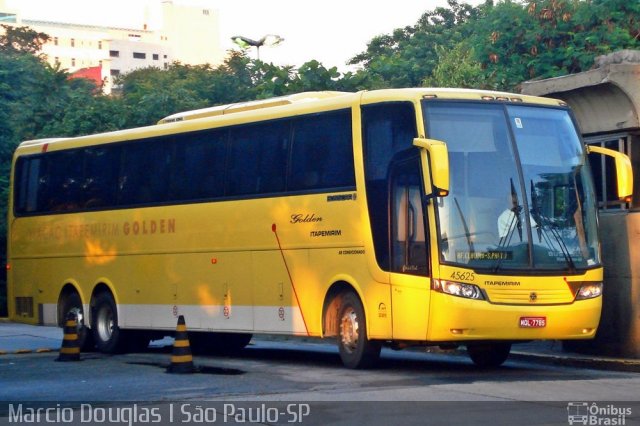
[340,307,359,353]
[68,307,84,334]
[96,305,114,342]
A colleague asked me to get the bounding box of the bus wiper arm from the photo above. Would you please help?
[529,180,576,273]
[510,178,523,242]
[529,180,543,243]
[454,197,474,253]
[492,180,521,273]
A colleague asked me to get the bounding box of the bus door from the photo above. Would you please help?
[389,156,431,340]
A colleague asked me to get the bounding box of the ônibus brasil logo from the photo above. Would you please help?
[567,402,631,425]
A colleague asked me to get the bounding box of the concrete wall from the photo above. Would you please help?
[568,212,640,357]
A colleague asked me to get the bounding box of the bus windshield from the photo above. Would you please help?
[424,101,600,272]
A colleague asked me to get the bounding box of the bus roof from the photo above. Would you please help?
[157,88,565,124]
[16,88,566,154]
[157,91,352,124]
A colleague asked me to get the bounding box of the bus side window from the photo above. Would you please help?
[47,150,84,211]
[119,141,170,205]
[170,131,226,201]
[289,110,354,192]
[226,121,289,196]
[83,146,119,208]
[14,157,41,214]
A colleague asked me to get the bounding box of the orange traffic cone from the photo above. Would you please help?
[57,313,80,362]
[167,315,195,374]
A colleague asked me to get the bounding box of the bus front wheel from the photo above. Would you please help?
[91,292,124,354]
[337,291,381,369]
[467,342,511,368]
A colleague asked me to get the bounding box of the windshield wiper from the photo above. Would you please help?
[492,179,523,273]
[529,180,577,273]
[454,197,475,254]
[510,178,523,242]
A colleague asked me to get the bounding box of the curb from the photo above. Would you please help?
[0,348,57,355]
[510,350,640,373]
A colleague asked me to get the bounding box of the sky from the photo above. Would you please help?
[5,0,482,71]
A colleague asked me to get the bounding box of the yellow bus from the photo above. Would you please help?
[7,88,633,368]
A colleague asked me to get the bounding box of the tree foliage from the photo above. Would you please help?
[422,43,487,88]
[0,24,49,55]
[470,0,640,90]
[348,0,483,87]
[350,0,640,91]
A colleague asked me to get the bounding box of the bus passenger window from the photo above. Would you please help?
[289,110,354,192]
[83,146,119,208]
[227,121,288,196]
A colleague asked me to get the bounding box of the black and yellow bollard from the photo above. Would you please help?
[57,313,81,362]
[167,315,195,374]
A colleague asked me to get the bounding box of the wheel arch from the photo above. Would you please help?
[89,280,118,325]
[57,281,84,327]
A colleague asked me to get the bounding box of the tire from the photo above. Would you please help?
[337,291,381,369]
[91,292,125,354]
[467,342,511,368]
[191,332,252,355]
[59,292,94,351]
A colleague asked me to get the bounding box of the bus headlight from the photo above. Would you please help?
[432,279,485,300]
[576,282,603,300]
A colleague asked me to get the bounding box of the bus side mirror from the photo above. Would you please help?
[413,137,450,197]
[587,145,634,200]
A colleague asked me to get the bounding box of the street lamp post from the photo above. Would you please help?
[231,34,284,60]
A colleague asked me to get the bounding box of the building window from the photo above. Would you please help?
[203,9,210,15]
[153,54,159,60]
[71,38,75,47]
[98,41,102,49]
[71,58,76,67]
[111,69,120,77]
[110,50,119,58]
[54,37,58,46]
[133,52,146,59]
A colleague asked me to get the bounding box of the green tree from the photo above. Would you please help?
[469,0,640,90]
[350,0,640,91]
[349,0,483,88]
[423,43,488,88]
[0,24,49,55]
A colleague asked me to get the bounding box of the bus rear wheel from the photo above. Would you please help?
[60,292,93,351]
[91,292,124,354]
[337,291,381,369]
[467,342,511,368]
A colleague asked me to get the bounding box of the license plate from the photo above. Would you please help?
[519,316,546,328]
